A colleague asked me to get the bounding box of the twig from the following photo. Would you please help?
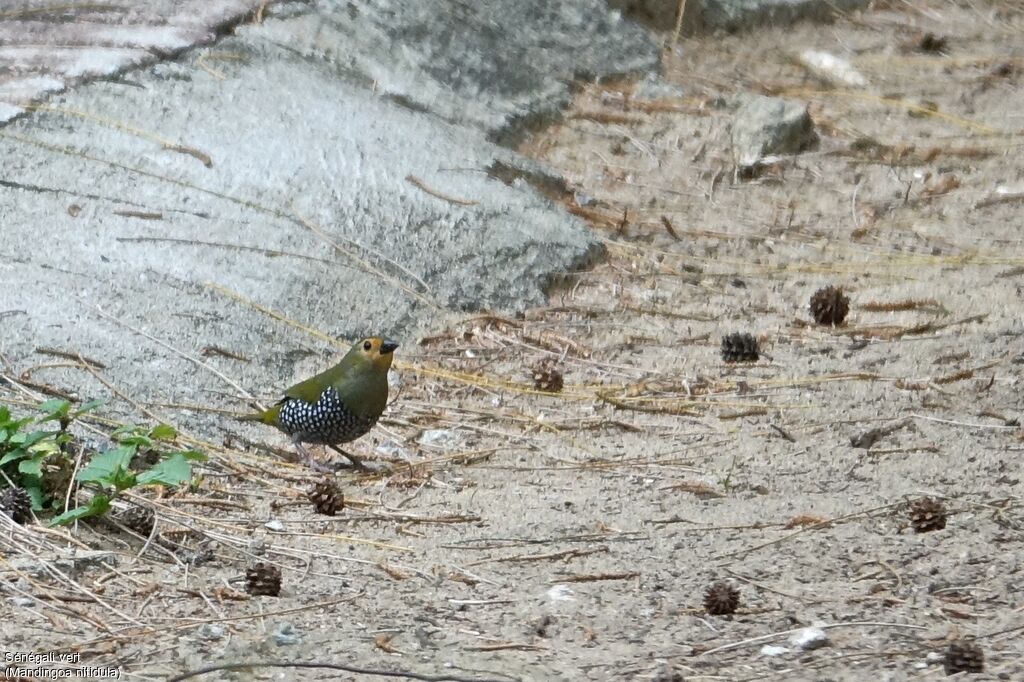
[88,303,254,402]
[697,621,926,657]
[712,502,903,560]
[466,546,607,567]
[850,418,911,449]
[406,174,479,206]
[167,661,511,682]
[670,0,688,50]
[909,413,1019,430]
[34,347,106,368]
[551,571,639,583]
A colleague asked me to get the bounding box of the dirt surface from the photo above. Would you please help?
[3,2,1024,681]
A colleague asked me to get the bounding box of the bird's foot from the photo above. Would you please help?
[293,441,347,473]
[327,444,369,471]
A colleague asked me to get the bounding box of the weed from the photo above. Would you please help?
[0,399,205,526]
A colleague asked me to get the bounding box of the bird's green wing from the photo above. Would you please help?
[282,364,346,403]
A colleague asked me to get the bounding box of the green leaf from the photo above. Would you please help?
[23,482,46,510]
[50,495,111,526]
[37,399,71,422]
[18,455,44,477]
[71,399,104,418]
[149,424,178,441]
[111,425,152,448]
[137,453,194,487]
[28,439,61,458]
[111,469,137,492]
[77,446,136,486]
[0,449,27,466]
[175,450,208,462]
[0,406,9,423]
[10,430,53,449]
[117,434,152,448]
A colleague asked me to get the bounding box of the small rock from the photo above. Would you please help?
[798,49,868,87]
[761,645,790,657]
[271,622,302,646]
[264,519,285,532]
[196,624,226,641]
[546,585,575,602]
[789,626,829,651]
[418,429,460,448]
[731,95,818,168]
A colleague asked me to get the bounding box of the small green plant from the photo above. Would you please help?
[0,399,206,526]
[1,398,103,509]
[52,423,206,526]
[717,455,741,493]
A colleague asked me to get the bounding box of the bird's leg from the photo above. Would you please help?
[292,438,344,473]
[327,444,368,470]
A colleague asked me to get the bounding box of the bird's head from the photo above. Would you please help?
[347,336,399,373]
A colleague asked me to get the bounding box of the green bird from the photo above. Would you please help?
[241,337,398,470]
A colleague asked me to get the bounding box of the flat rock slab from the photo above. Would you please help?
[611,0,871,32]
[0,0,266,123]
[257,0,659,139]
[0,1,656,426]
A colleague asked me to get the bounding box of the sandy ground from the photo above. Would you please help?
[3,1,1024,681]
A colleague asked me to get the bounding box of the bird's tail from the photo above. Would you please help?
[237,404,280,425]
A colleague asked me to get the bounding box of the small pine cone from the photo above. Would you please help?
[910,496,947,533]
[308,478,344,516]
[0,487,32,524]
[245,562,282,597]
[944,639,984,675]
[118,505,155,536]
[703,581,740,615]
[532,360,564,393]
[809,286,850,326]
[720,333,759,363]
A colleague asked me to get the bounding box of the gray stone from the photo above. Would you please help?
[253,0,660,140]
[730,95,818,167]
[0,1,648,436]
[788,626,830,651]
[0,1,266,124]
[610,0,871,33]
[271,622,302,646]
[701,0,871,31]
[195,623,227,641]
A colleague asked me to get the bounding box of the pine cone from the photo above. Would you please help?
[245,562,282,596]
[944,639,984,675]
[809,286,850,326]
[703,581,740,615]
[532,360,564,393]
[720,333,759,363]
[0,487,32,524]
[910,497,947,533]
[117,505,155,536]
[308,478,344,516]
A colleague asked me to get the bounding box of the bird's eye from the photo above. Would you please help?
[363,340,372,351]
